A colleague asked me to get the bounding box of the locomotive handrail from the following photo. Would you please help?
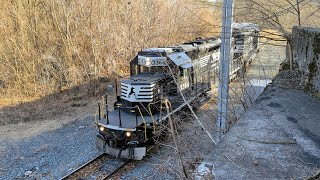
[147,100,164,134]
[94,94,108,126]
[94,102,148,141]
[104,94,109,124]
[101,96,105,120]
[134,105,147,141]
[114,105,147,140]
[94,105,99,128]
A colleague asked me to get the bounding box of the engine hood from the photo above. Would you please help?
[122,73,166,85]
[120,73,166,103]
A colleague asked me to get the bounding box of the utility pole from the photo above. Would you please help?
[217,0,234,133]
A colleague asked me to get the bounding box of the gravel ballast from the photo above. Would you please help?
[0,116,100,179]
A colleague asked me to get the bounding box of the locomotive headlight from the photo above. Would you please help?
[99,126,105,132]
[125,131,132,137]
[145,58,151,67]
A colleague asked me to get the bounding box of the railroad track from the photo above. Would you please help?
[61,154,130,180]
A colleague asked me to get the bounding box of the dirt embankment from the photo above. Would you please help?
[0,77,114,126]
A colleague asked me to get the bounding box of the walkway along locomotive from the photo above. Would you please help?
[95,23,260,160]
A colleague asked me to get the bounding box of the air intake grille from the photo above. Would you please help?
[121,82,155,102]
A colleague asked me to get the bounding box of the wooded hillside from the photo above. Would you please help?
[1,0,319,99]
[0,0,218,98]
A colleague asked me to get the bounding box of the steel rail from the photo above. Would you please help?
[60,154,106,180]
[100,160,130,180]
[61,154,129,180]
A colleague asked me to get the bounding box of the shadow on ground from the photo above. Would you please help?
[0,77,116,126]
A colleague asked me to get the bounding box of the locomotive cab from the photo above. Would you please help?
[119,48,173,115]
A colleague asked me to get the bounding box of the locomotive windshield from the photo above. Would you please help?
[140,66,165,74]
[235,35,244,45]
[131,64,166,76]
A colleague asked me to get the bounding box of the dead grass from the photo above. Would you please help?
[273,70,304,89]
[314,92,320,100]
[0,0,218,99]
[271,69,320,101]
[0,97,40,108]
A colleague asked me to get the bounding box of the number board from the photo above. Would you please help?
[138,56,167,67]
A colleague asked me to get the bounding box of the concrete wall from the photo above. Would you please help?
[291,26,320,91]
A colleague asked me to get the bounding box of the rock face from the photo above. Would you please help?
[291,26,320,91]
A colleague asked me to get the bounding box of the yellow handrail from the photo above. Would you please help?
[94,95,163,142]
[134,105,147,141]
[167,100,173,112]
[147,100,163,134]
[101,96,104,118]
[94,106,99,129]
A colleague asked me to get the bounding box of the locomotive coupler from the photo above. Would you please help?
[128,142,138,159]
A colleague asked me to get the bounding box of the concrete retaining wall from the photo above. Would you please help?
[291,26,320,91]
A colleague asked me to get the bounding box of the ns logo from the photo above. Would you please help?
[126,85,139,101]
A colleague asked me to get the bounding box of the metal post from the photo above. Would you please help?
[115,79,118,96]
[217,0,234,132]
[105,95,109,124]
[118,106,122,127]
[135,108,138,127]
[98,102,101,121]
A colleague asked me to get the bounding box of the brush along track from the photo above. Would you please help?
[61,154,130,180]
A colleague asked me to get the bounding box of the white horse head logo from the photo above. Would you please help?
[127,86,139,100]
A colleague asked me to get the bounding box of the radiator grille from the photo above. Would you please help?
[121,82,155,102]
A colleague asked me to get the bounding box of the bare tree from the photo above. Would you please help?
[0,0,218,98]
[234,0,320,69]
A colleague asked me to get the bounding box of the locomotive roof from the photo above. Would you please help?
[200,37,219,41]
[232,22,260,31]
[197,39,221,49]
[179,37,221,51]
[178,44,198,52]
[165,46,185,52]
[184,36,219,44]
[144,48,173,54]
[123,73,167,84]
[138,47,177,57]
[138,36,221,56]
[138,50,167,57]
[183,41,205,45]
[168,52,192,67]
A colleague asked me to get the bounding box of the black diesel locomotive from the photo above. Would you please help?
[95,23,260,160]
